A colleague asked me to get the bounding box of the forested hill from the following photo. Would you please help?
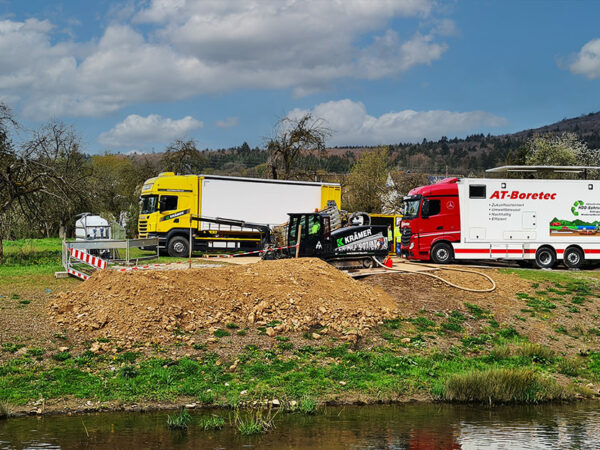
[131,111,600,177]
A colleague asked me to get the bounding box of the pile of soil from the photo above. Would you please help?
[50,258,397,344]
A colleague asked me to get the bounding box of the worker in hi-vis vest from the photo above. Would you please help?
[310,220,321,235]
[387,226,393,251]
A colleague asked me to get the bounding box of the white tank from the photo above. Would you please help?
[75,214,111,240]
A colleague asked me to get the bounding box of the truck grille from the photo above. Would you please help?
[401,228,412,246]
[138,220,148,232]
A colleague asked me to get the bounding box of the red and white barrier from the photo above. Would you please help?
[69,248,108,269]
[67,267,90,281]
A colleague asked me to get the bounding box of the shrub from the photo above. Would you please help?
[557,358,582,376]
[199,391,214,405]
[499,326,519,339]
[299,396,317,415]
[464,303,489,319]
[235,407,277,435]
[213,329,230,338]
[226,323,239,329]
[555,325,568,335]
[1,343,24,353]
[517,343,554,364]
[119,365,139,379]
[382,318,403,329]
[26,348,45,357]
[277,342,294,351]
[198,415,225,431]
[444,368,569,404]
[489,345,512,360]
[441,321,463,333]
[52,352,72,362]
[409,316,436,331]
[167,408,192,430]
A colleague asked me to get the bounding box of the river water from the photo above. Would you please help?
[1,402,599,449]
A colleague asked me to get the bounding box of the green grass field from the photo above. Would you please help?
[0,238,195,275]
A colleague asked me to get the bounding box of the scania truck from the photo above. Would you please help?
[138,173,341,257]
[400,166,600,269]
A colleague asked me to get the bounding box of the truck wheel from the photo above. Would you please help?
[167,236,189,258]
[535,247,556,269]
[563,247,584,269]
[431,242,453,264]
[362,258,374,269]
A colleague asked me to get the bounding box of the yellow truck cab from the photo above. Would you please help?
[138,173,341,257]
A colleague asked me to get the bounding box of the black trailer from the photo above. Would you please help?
[284,212,389,268]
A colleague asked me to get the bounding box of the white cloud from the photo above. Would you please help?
[568,38,600,79]
[357,30,447,79]
[215,116,239,128]
[287,99,507,145]
[98,114,203,148]
[0,1,453,118]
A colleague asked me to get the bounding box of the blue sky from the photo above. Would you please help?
[0,0,599,154]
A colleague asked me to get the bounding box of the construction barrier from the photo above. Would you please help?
[60,238,159,281]
[67,267,90,281]
[69,248,108,269]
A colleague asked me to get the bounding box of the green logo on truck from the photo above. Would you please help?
[572,200,584,216]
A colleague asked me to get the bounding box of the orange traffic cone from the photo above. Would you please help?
[384,256,393,268]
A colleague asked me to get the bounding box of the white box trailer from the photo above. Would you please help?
[453,177,600,268]
[198,176,337,230]
[139,173,341,255]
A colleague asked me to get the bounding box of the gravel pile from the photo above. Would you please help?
[50,258,397,345]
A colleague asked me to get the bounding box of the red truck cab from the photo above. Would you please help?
[400,178,461,263]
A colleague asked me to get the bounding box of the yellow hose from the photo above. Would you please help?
[372,258,496,293]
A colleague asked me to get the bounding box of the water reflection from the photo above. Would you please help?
[1,402,599,449]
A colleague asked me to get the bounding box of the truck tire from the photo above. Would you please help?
[535,247,556,269]
[167,236,189,258]
[563,247,584,269]
[431,242,453,264]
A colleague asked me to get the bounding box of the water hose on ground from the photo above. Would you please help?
[372,257,497,293]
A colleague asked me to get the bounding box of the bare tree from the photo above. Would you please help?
[0,105,41,259]
[161,139,207,174]
[24,120,90,238]
[266,114,330,180]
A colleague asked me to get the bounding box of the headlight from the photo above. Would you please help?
[409,242,415,249]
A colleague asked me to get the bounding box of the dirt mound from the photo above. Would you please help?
[50,258,397,344]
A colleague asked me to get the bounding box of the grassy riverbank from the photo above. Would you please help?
[1,239,600,415]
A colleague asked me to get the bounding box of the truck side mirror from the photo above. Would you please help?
[421,199,430,218]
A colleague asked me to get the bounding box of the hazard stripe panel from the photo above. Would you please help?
[69,248,107,269]
[67,268,89,281]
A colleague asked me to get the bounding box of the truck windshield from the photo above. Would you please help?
[403,199,421,219]
[140,195,158,214]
